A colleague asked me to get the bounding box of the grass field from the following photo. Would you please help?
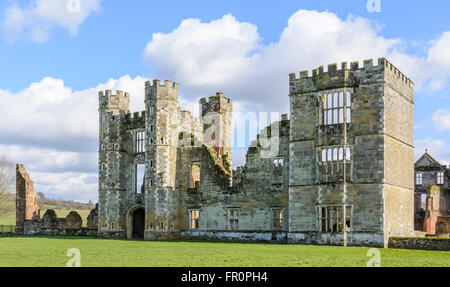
[0,236,448,267]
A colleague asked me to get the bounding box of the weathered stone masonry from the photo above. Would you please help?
[98,58,415,247]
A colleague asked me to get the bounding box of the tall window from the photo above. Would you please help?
[135,131,145,153]
[272,208,283,230]
[135,164,145,194]
[322,91,351,126]
[191,163,200,188]
[189,210,199,230]
[318,206,351,232]
[416,173,423,185]
[437,172,444,185]
[272,158,284,185]
[228,208,239,230]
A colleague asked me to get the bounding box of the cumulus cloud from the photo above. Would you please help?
[33,171,98,202]
[143,10,450,114]
[432,109,450,131]
[0,74,211,202]
[0,74,153,202]
[2,0,101,43]
[143,11,403,113]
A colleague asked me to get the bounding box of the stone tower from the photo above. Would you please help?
[288,58,415,247]
[15,164,40,234]
[144,79,180,239]
[98,90,130,235]
[200,92,233,170]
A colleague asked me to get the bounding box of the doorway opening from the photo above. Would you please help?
[132,207,145,239]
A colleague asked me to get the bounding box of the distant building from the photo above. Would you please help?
[414,151,450,234]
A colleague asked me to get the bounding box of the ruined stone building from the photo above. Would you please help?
[414,151,450,234]
[98,58,415,247]
[16,164,40,233]
[16,164,98,235]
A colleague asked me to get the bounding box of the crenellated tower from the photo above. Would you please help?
[144,79,180,239]
[200,92,233,170]
[98,90,130,235]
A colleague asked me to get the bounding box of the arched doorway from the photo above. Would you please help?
[132,208,145,239]
[125,204,145,239]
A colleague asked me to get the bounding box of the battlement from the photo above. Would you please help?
[289,58,414,94]
[145,79,179,102]
[199,92,232,105]
[200,92,232,117]
[99,90,130,113]
[145,79,179,89]
[125,110,146,121]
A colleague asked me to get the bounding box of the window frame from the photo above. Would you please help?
[437,172,444,185]
[134,130,146,153]
[322,91,352,126]
[317,205,352,233]
[228,208,240,230]
[271,208,283,230]
[416,173,423,185]
[189,209,200,230]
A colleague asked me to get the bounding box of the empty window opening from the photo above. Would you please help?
[135,131,145,153]
[272,208,283,230]
[191,163,200,188]
[150,125,154,132]
[318,206,351,233]
[420,193,427,210]
[272,158,284,184]
[189,210,200,230]
[437,172,444,185]
[416,173,423,185]
[321,147,351,162]
[135,164,145,194]
[159,222,164,230]
[322,91,351,126]
[228,208,239,230]
[161,137,164,144]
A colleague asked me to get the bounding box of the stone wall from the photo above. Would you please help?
[22,209,97,237]
[15,164,40,234]
[97,58,416,247]
[388,237,450,251]
[288,58,414,247]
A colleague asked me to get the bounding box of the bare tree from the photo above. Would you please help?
[0,156,15,216]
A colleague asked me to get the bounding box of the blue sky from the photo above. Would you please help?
[1,0,450,202]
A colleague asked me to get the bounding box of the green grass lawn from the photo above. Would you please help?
[0,236,448,267]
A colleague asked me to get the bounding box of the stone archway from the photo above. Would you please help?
[126,204,145,239]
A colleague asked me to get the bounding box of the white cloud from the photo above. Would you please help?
[432,109,450,131]
[143,11,403,113]
[2,0,101,43]
[414,138,450,166]
[0,75,151,202]
[33,171,98,202]
[0,74,213,202]
[143,14,260,88]
[143,10,450,114]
